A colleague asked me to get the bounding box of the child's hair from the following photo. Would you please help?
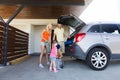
[52,40,57,47]
[53,40,57,44]
[52,40,57,44]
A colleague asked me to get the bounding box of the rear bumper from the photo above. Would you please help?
[65,44,86,60]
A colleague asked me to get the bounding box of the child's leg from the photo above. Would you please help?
[60,59,64,68]
[58,49,63,58]
[49,62,53,71]
[56,59,61,70]
[56,59,60,69]
[59,59,62,65]
[53,61,58,73]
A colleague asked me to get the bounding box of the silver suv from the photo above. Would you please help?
[58,15,120,70]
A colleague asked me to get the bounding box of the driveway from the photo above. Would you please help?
[0,56,120,80]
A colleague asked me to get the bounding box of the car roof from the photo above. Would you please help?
[87,22,120,25]
[79,21,120,33]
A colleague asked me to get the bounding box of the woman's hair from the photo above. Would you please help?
[46,24,52,30]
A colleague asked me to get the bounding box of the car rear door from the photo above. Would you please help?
[101,24,120,54]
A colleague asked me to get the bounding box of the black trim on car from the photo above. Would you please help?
[85,44,112,59]
[69,43,86,60]
[111,54,120,60]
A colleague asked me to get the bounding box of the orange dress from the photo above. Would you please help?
[41,30,50,42]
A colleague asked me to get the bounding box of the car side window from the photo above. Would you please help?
[88,25,100,33]
[118,25,120,33]
[101,24,120,34]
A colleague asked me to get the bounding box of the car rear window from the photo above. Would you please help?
[67,18,79,27]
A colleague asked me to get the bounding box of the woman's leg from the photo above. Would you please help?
[45,42,50,64]
[39,45,45,68]
[46,52,49,64]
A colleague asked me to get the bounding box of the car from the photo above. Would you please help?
[58,15,120,70]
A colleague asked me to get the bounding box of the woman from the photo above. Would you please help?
[39,24,53,68]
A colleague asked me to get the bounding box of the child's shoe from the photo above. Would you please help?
[49,67,52,71]
[57,67,62,70]
[47,62,50,65]
[54,68,58,73]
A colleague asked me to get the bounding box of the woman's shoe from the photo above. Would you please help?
[39,64,44,68]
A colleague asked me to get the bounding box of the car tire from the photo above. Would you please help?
[86,48,110,70]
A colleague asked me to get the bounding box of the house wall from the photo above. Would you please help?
[32,25,69,54]
[29,25,35,54]
[4,19,57,54]
[4,19,69,54]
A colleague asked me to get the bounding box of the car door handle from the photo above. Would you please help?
[104,36,110,40]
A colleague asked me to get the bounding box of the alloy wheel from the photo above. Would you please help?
[91,51,107,69]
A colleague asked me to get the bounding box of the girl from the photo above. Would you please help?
[49,40,58,73]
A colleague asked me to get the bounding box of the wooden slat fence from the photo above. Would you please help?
[0,22,5,64]
[7,25,29,62]
[0,21,29,64]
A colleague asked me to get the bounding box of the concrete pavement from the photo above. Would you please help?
[0,56,120,80]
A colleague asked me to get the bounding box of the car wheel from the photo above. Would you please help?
[86,48,110,70]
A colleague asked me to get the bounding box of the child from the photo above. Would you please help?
[56,44,64,70]
[49,40,58,73]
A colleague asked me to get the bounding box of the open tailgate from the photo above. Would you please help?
[58,15,86,37]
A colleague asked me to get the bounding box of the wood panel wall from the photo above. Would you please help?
[0,5,84,19]
[0,0,93,19]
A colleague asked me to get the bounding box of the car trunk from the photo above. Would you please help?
[58,15,86,37]
[58,15,86,55]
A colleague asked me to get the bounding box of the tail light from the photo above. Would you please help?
[75,33,86,42]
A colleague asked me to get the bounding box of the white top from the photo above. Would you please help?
[54,27,65,42]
